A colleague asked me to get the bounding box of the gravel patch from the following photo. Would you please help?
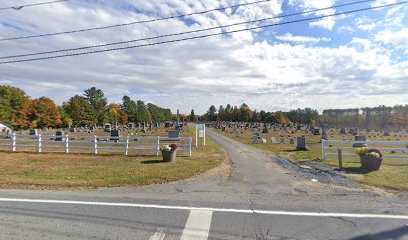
[271,157,354,187]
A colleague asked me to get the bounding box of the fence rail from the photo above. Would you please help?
[1,133,192,157]
[322,139,408,160]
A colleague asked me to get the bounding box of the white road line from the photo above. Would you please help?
[149,228,165,240]
[0,198,407,220]
[181,210,213,240]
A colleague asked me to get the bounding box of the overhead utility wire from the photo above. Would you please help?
[0,0,272,41]
[0,0,378,60]
[0,0,68,11]
[0,2,405,65]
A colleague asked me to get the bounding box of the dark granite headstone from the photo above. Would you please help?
[29,129,38,136]
[110,130,120,141]
[353,135,367,148]
[168,130,180,138]
[55,131,64,141]
[296,137,308,151]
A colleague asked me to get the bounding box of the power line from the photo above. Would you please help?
[0,0,272,41]
[0,1,405,65]
[0,0,378,59]
[0,0,69,11]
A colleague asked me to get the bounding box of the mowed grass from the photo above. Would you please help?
[0,127,225,189]
[215,128,408,190]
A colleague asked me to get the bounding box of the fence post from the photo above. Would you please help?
[37,134,42,153]
[65,135,69,153]
[338,148,343,170]
[203,125,206,146]
[195,125,198,147]
[156,136,160,156]
[94,135,98,154]
[12,132,16,152]
[189,137,192,157]
[124,136,129,156]
[321,139,326,160]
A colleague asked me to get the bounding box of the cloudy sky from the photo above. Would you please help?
[0,0,407,114]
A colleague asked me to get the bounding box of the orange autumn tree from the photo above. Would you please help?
[30,97,62,128]
[0,85,32,129]
[108,103,128,125]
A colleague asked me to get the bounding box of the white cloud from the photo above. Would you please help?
[338,26,355,33]
[372,0,397,8]
[0,0,406,114]
[276,33,331,43]
[350,38,372,51]
[357,23,377,31]
[375,28,408,50]
[288,0,336,30]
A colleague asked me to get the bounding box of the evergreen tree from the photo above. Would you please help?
[189,109,196,122]
[83,87,108,125]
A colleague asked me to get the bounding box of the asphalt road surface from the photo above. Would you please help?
[0,129,407,240]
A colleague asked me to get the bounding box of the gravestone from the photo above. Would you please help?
[280,137,285,144]
[271,137,277,144]
[29,129,38,136]
[164,122,170,128]
[262,127,269,133]
[252,135,259,144]
[110,130,120,141]
[128,123,134,129]
[236,131,240,138]
[340,128,346,134]
[69,127,76,133]
[104,123,111,132]
[296,137,308,151]
[55,131,64,141]
[352,135,367,148]
[289,137,295,145]
[261,138,267,144]
[313,128,320,135]
[168,130,180,138]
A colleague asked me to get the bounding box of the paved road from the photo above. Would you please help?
[0,129,407,239]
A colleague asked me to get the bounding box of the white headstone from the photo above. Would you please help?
[261,138,267,144]
[271,137,277,144]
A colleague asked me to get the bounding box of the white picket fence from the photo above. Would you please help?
[322,139,408,160]
[0,133,192,157]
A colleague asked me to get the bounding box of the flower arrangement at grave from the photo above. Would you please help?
[161,144,178,162]
[160,144,177,152]
[356,147,383,171]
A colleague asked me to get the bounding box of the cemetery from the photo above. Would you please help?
[0,124,224,188]
[0,122,194,157]
[212,122,408,190]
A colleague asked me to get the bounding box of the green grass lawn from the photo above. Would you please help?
[0,127,225,189]
[215,128,408,190]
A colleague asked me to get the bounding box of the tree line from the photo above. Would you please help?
[201,104,408,130]
[0,85,173,130]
